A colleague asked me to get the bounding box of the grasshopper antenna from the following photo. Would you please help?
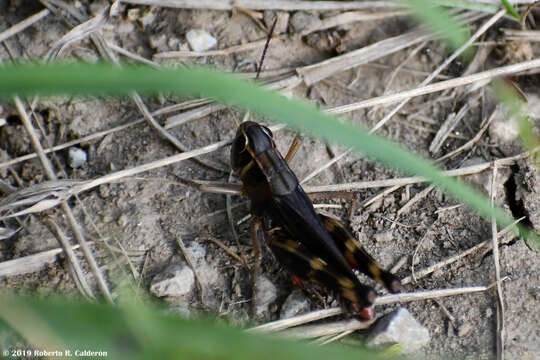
[256,17,278,80]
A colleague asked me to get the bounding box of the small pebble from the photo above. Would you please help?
[263,11,289,34]
[366,308,430,354]
[374,231,393,243]
[68,147,87,168]
[150,264,195,298]
[185,29,217,52]
[0,226,19,240]
[255,275,277,316]
[488,108,519,143]
[280,290,310,319]
[289,11,317,33]
[458,323,472,337]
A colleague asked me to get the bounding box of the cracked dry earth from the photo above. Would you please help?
[1,2,540,359]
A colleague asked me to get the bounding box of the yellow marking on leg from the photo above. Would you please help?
[238,159,255,180]
[368,263,383,283]
[345,239,357,252]
[285,239,300,249]
[338,277,355,289]
[324,218,336,231]
[309,258,327,270]
[344,251,359,268]
[341,288,359,303]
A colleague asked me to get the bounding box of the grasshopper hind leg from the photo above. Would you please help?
[319,214,402,294]
[265,226,376,320]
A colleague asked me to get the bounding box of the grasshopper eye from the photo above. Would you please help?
[261,125,273,138]
[233,132,249,153]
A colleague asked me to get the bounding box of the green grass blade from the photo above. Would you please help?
[500,0,521,20]
[432,0,500,13]
[0,295,380,360]
[0,62,537,248]
[405,0,470,52]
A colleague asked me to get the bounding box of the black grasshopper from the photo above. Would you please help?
[230,121,401,319]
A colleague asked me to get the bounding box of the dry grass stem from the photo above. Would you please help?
[390,255,408,274]
[203,237,246,265]
[14,97,113,303]
[299,10,408,36]
[107,41,161,67]
[435,204,463,213]
[0,246,76,277]
[401,218,522,285]
[280,318,371,340]
[120,0,402,11]
[45,5,111,60]
[69,4,229,173]
[490,165,505,360]
[0,119,144,170]
[45,218,94,299]
[226,171,250,270]
[328,57,540,115]
[300,149,350,185]
[176,235,206,303]
[364,186,402,211]
[317,329,355,345]
[3,145,538,221]
[375,286,488,305]
[304,146,540,193]
[435,107,498,163]
[250,286,489,333]
[396,185,435,220]
[362,62,451,79]
[502,29,540,41]
[247,307,343,333]
[155,35,287,59]
[299,11,485,86]
[298,29,434,86]
[0,97,219,171]
[0,9,50,43]
[131,92,228,172]
[369,9,505,133]
[429,100,475,154]
[378,40,427,99]
[165,75,301,128]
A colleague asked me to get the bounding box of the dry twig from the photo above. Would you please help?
[120,0,402,11]
[45,218,94,299]
[0,9,50,43]
[491,165,505,360]
[250,286,488,333]
[176,235,206,303]
[369,9,506,133]
[14,97,114,303]
[328,58,540,115]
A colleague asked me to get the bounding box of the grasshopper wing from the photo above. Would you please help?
[265,226,376,319]
[319,214,402,294]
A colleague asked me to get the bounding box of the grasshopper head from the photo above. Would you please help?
[231,121,274,175]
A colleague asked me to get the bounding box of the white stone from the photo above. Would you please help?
[150,264,195,298]
[68,147,87,168]
[255,275,277,316]
[280,290,310,319]
[374,231,393,243]
[366,308,430,354]
[185,29,217,52]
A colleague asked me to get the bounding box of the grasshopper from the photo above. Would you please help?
[231,121,401,319]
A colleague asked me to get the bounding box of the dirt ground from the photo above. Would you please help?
[1,1,539,359]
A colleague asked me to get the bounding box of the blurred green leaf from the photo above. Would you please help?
[0,62,536,247]
[432,0,499,13]
[500,0,521,19]
[494,80,539,152]
[405,0,470,53]
[0,295,380,360]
